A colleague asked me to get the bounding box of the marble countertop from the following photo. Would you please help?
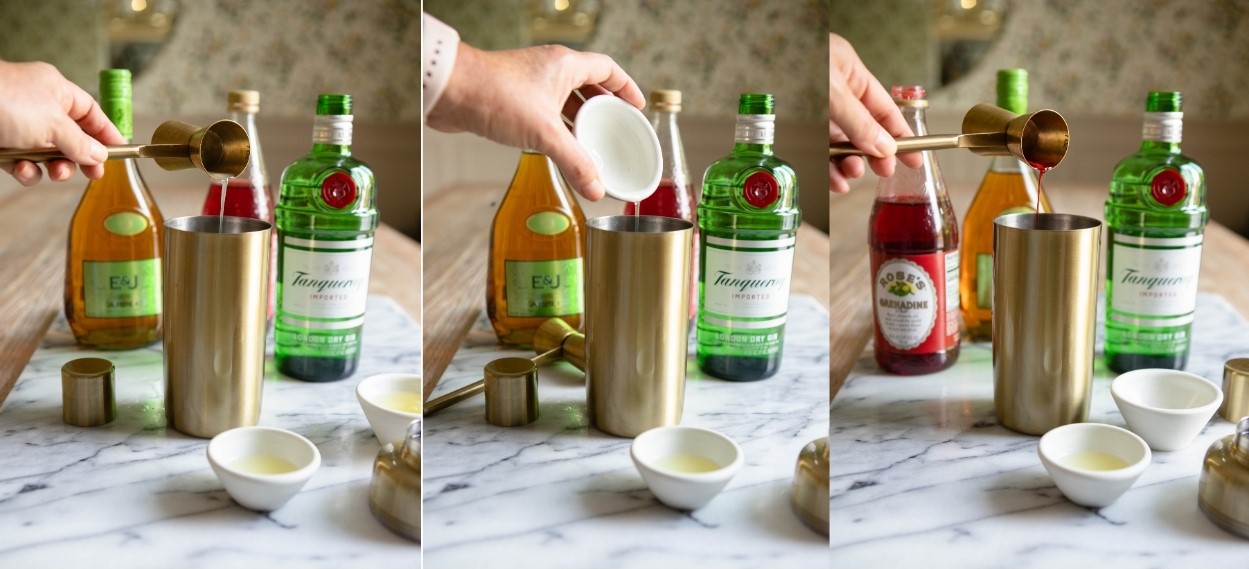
[423,295,830,569]
[0,296,421,568]
[831,293,1249,568]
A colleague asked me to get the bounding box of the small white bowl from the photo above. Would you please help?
[1111,368,1223,451]
[356,373,422,446]
[1038,423,1150,508]
[630,426,744,510]
[573,95,662,202]
[206,426,321,512]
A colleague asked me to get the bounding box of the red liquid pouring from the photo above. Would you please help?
[1027,161,1054,215]
[624,180,698,321]
[869,195,960,374]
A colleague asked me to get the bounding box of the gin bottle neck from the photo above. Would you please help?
[1140,111,1182,154]
[732,113,774,154]
[311,114,353,155]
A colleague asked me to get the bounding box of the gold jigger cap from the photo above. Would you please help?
[790,437,829,536]
[61,358,116,427]
[1222,359,1249,423]
[484,358,539,427]
[151,119,251,179]
[961,103,1069,169]
[533,318,586,371]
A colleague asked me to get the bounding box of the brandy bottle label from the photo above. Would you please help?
[504,258,583,318]
[279,236,372,324]
[83,258,161,318]
[702,237,794,321]
[1109,233,1202,324]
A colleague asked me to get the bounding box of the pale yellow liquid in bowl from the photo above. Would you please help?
[1062,451,1130,471]
[655,452,721,473]
[376,391,422,414]
[231,455,299,475]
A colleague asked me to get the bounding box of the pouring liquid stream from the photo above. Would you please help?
[217,176,231,232]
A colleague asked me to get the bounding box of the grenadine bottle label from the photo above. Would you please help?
[504,258,583,317]
[1109,233,1202,321]
[1150,168,1187,206]
[83,258,161,318]
[873,252,956,352]
[702,237,794,320]
[280,236,372,322]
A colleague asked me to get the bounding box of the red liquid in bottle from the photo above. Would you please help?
[869,195,960,374]
[202,179,277,321]
[624,179,698,321]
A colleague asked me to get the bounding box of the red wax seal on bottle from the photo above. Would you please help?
[743,171,778,208]
[1150,168,1186,206]
[321,172,357,209]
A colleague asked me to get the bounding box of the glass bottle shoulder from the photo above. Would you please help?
[1107,147,1207,233]
[700,150,799,212]
[73,160,162,222]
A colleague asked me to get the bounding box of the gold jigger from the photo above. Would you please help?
[828,103,1070,169]
[423,318,587,416]
[790,437,829,536]
[0,119,250,179]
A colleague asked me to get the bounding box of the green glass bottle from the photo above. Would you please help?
[275,94,378,382]
[696,93,799,381]
[1105,91,1207,373]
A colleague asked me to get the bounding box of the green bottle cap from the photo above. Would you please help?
[317,93,353,116]
[98,69,132,141]
[996,69,1028,115]
[738,93,774,115]
[1146,91,1182,113]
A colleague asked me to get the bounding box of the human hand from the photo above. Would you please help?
[426,43,645,201]
[828,33,921,193]
[0,61,126,186]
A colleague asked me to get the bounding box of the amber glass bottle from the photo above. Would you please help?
[486,151,586,346]
[64,69,163,349]
[959,69,1051,341]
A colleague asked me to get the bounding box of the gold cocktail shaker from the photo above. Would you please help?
[164,216,271,438]
[585,215,693,438]
[993,213,1101,435]
[370,419,420,542]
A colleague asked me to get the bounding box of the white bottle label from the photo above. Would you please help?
[874,257,938,350]
[1109,234,1202,321]
[281,237,372,324]
[702,242,794,321]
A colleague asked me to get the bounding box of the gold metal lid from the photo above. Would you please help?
[1198,417,1249,539]
[650,89,681,112]
[61,358,116,427]
[228,90,260,113]
[1223,359,1249,423]
[790,437,829,536]
[484,358,539,427]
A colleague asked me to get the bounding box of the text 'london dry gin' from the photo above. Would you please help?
[1105,91,1207,373]
[696,93,799,382]
[275,94,378,382]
